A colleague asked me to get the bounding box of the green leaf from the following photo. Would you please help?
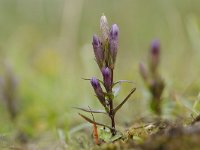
[98,127,122,142]
[78,113,113,130]
[81,78,104,85]
[113,80,134,87]
[98,127,112,142]
[73,107,107,115]
[110,131,122,142]
[113,88,136,114]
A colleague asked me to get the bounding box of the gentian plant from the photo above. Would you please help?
[76,15,136,139]
[139,40,165,115]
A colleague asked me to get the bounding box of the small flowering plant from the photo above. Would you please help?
[76,15,136,140]
[139,40,165,115]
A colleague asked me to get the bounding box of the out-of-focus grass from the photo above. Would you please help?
[0,0,200,147]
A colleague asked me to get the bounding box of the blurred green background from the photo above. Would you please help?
[1,0,200,145]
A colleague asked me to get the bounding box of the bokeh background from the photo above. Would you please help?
[1,0,200,147]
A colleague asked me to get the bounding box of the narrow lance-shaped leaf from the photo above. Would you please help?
[82,77,104,85]
[79,113,113,130]
[113,88,136,115]
[73,107,107,115]
[81,78,91,81]
[112,80,134,87]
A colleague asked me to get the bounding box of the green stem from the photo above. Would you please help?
[109,69,116,135]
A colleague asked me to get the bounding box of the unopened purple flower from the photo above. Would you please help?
[149,39,160,72]
[151,40,160,56]
[91,77,99,89]
[102,67,112,92]
[92,35,104,69]
[100,15,109,44]
[110,24,119,40]
[109,24,119,68]
[90,77,106,107]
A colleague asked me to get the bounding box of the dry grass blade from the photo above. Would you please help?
[113,88,136,115]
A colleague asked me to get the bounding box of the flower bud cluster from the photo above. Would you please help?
[139,40,165,115]
[91,15,119,108]
[92,15,119,70]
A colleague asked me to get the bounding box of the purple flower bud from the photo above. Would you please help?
[91,77,100,89]
[109,24,119,68]
[110,24,119,40]
[149,39,160,72]
[139,62,148,81]
[100,15,109,43]
[90,77,106,107]
[92,35,104,69]
[102,67,112,92]
[151,40,160,56]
